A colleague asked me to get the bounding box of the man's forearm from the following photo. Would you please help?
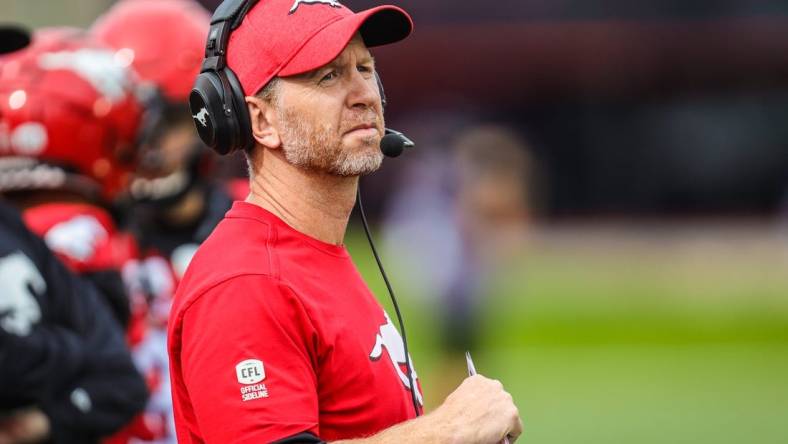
[332,410,455,444]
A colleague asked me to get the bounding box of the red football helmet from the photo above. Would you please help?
[0,28,145,201]
[92,0,211,103]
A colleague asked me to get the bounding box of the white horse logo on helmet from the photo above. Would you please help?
[369,312,423,405]
[192,108,210,128]
[38,49,131,104]
[289,0,342,14]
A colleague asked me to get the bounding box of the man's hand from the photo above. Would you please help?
[431,374,523,444]
[333,374,523,444]
[0,408,50,444]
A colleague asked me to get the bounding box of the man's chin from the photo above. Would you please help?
[330,151,384,177]
[343,132,381,148]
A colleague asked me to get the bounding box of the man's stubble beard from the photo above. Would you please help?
[276,106,384,177]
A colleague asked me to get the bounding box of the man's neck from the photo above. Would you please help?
[246,149,358,246]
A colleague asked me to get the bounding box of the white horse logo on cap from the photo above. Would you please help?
[289,0,342,14]
[193,108,210,128]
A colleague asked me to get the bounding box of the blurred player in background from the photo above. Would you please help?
[92,0,230,281]
[0,199,149,444]
[91,1,224,442]
[0,27,145,335]
[384,122,533,401]
[0,25,148,444]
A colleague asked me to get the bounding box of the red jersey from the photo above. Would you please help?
[168,202,422,443]
[22,203,150,342]
[23,203,132,273]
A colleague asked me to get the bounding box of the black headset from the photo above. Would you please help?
[190,0,257,155]
[189,0,413,157]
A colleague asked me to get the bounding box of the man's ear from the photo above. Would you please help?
[246,96,281,150]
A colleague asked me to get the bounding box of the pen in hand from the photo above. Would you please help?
[465,351,511,444]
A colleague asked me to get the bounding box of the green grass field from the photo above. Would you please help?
[347,224,788,443]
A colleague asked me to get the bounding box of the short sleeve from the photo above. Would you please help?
[179,275,320,443]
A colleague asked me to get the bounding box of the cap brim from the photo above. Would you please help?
[0,25,31,55]
[278,5,412,78]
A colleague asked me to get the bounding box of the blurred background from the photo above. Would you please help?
[3,0,788,443]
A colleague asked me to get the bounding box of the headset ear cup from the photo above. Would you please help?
[224,67,254,152]
[190,72,234,155]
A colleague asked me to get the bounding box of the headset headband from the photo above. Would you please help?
[201,0,257,72]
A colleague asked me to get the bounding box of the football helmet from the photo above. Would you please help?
[92,1,217,207]
[92,0,211,103]
[0,28,145,201]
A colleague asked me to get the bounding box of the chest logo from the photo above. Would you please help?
[0,251,44,336]
[369,312,423,406]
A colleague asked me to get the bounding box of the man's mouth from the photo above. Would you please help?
[344,123,380,137]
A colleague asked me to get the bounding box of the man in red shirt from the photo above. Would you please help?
[168,0,523,442]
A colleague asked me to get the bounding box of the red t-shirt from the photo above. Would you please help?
[168,202,423,443]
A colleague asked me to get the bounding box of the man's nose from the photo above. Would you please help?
[346,70,380,110]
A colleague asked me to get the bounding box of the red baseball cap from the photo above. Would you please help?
[227,0,413,96]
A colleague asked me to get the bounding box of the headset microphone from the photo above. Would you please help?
[381,128,415,158]
[375,69,415,158]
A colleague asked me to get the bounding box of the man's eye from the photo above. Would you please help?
[320,71,338,83]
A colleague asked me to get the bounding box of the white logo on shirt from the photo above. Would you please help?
[369,312,423,405]
[236,359,265,384]
[44,215,108,262]
[236,359,268,401]
[0,251,44,336]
